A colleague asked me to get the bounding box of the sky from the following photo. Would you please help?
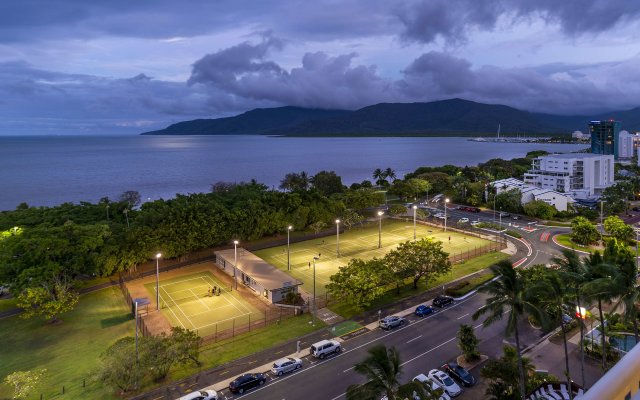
[2,0,640,135]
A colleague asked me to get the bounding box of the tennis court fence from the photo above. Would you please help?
[119,277,152,337]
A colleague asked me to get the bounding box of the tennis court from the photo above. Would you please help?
[143,270,263,337]
[254,219,492,296]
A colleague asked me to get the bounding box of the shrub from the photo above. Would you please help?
[505,230,522,238]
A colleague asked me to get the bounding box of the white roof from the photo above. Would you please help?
[215,248,302,290]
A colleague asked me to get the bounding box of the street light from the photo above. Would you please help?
[377,210,384,248]
[499,208,502,226]
[412,205,417,240]
[155,253,162,311]
[444,198,450,232]
[335,219,340,257]
[287,226,293,271]
[233,240,239,290]
[312,255,320,325]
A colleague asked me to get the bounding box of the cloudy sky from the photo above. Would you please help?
[2,0,640,135]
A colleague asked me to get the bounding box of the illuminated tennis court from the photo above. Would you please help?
[144,271,262,337]
[254,219,490,296]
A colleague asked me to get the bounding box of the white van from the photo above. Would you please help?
[310,339,341,359]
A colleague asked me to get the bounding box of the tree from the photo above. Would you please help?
[327,258,388,309]
[494,188,522,213]
[17,278,79,323]
[407,178,431,200]
[372,168,386,187]
[472,260,548,400]
[523,200,556,220]
[309,221,327,234]
[341,210,365,230]
[346,345,406,400]
[279,172,310,192]
[608,249,640,343]
[384,168,397,183]
[603,216,633,242]
[311,171,344,196]
[481,345,535,400]
[388,180,414,201]
[4,369,46,399]
[571,216,598,245]
[553,250,587,388]
[457,324,480,362]
[387,204,407,216]
[97,337,144,393]
[119,190,141,208]
[384,238,451,289]
[169,327,201,366]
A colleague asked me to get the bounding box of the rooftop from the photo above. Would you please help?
[215,248,302,290]
[542,153,613,160]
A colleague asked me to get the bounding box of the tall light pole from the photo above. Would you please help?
[635,227,640,270]
[412,205,417,240]
[377,210,384,248]
[134,299,139,389]
[287,226,292,271]
[312,255,320,325]
[335,219,340,257]
[600,201,604,243]
[233,240,239,290]
[155,253,162,310]
[499,207,502,226]
[493,193,497,223]
[444,198,450,232]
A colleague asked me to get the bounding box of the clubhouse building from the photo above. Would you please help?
[214,248,302,304]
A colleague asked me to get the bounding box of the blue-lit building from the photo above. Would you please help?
[590,120,621,159]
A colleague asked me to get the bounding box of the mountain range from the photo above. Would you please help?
[141,98,640,136]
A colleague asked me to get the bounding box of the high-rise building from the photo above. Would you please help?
[590,120,621,159]
[618,130,634,159]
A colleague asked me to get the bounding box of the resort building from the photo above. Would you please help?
[491,178,574,212]
[523,153,614,200]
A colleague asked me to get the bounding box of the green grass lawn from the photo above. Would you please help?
[143,271,262,337]
[0,286,133,400]
[329,251,509,318]
[254,219,491,296]
[555,233,604,254]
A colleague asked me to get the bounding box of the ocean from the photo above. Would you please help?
[0,135,588,211]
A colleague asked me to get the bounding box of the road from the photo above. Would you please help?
[219,291,545,400]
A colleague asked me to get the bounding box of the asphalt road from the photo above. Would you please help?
[219,291,545,400]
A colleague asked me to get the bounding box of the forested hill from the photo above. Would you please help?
[142,98,640,136]
[141,106,349,135]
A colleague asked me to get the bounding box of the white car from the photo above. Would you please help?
[434,213,444,218]
[428,369,462,397]
[470,220,480,226]
[271,357,302,376]
[413,374,451,400]
[458,218,469,223]
[178,389,218,400]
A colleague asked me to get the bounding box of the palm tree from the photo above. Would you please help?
[346,344,402,400]
[472,260,547,400]
[300,171,310,191]
[608,250,640,342]
[582,249,618,371]
[553,249,587,388]
[373,168,385,187]
[538,268,574,399]
[384,167,397,183]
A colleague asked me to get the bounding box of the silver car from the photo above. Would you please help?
[271,357,303,376]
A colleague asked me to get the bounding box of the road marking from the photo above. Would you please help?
[343,366,354,373]
[457,313,469,320]
[407,335,422,343]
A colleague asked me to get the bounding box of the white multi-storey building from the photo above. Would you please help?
[492,178,574,211]
[523,153,614,200]
[618,130,634,159]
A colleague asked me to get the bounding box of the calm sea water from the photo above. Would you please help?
[0,135,588,211]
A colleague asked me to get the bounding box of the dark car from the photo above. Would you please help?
[228,373,267,394]
[379,315,406,330]
[512,215,521,220]
[443,362,476,387]
[432,295,454,308]
[415,304,435,317]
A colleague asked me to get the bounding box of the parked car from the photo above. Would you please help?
[432,295,454,308]
[415,304,435,317]
[498,211,510,218]
[310,339,341,359]
[413,374,451,400]
[379,315,406,330]
[271,357,302,376]
[228,373,266,394]
[178,390,218,400]
[458,218,469,223]
[428,369,462,397]
[511,215,521,220]
[442,362,476,387]
[470,220,480,226]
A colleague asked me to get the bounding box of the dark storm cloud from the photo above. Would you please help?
[188,37,400,110]
[398,0,640,44]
